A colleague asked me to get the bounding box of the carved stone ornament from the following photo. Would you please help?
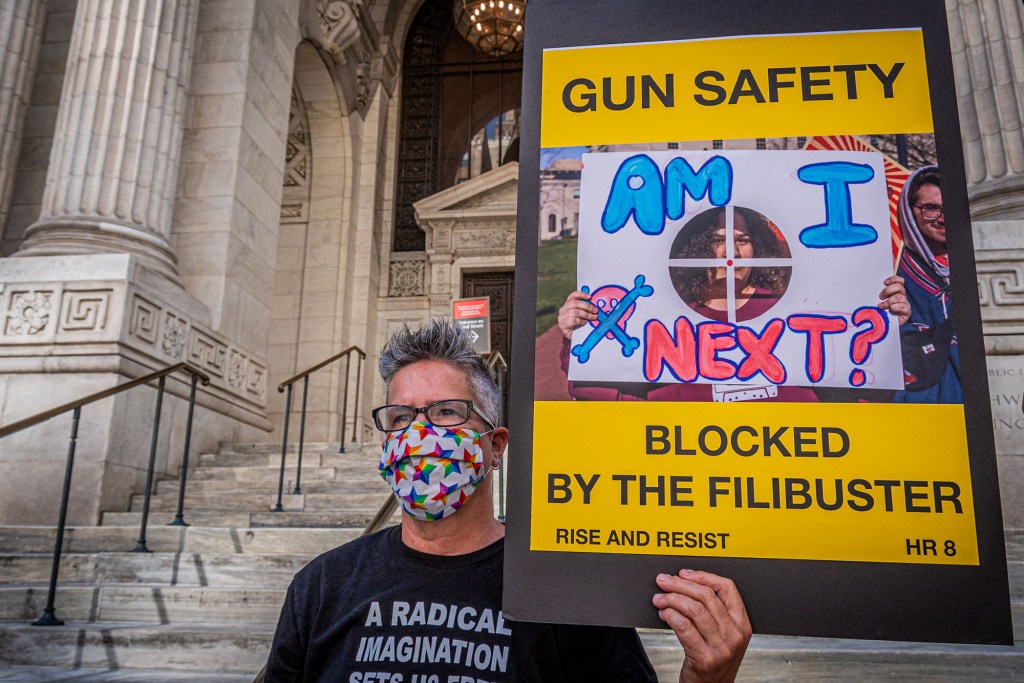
[60,291,111,332]
[312,0,380,117]
[979,263,1024,310]
[162,313,188,359]
[388,259,426,297]
[227,349,248,388]
[6,291,52,335]
[316,0,365,56]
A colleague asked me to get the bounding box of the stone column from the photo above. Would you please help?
[948,0,1024,219]
[15,0,200,280]
[947,0,1024,526]
[0,0,47,240]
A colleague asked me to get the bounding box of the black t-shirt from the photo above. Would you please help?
[265,525,657,682]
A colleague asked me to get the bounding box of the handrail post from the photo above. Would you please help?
[293,377,309,495]
[132,376,166,553]
[170,373,200,526]
[274,384,293,512]
[338,354,351,454]
[31,407,81,626]
[351,353,363,448]
[496,364,506,523]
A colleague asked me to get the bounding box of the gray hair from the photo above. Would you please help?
[379,319,499,426]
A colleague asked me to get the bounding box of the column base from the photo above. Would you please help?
[17,218,182,284]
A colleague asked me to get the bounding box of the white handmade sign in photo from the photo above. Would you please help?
[569,149,902,390]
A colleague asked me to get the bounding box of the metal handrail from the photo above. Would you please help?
[273,345,366,512]
[0,362,210,626]
[0,362,209,438]
[277,345,365,390]
[485,351,509,522]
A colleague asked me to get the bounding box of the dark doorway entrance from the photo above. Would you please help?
[462,271,514,420]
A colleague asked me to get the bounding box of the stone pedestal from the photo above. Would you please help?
[976,220,1024,527]
[0,254,271,525]
[15,0,200,281]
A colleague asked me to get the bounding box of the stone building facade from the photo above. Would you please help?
[0,0,1022,527]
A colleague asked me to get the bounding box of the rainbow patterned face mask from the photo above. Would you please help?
[378,421,490,521]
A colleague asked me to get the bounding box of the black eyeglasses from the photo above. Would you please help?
[914,204,943,220]
[372,399,495,432]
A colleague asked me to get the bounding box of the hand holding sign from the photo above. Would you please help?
[653,569,752,683]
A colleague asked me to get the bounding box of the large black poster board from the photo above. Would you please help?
[503,0,1012,644]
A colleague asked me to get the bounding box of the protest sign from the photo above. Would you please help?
[504,0,1012,644]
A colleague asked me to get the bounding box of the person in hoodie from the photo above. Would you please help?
[892,165,962,404]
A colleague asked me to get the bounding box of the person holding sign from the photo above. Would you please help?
[265,320,752,682]
[893,165,962,404]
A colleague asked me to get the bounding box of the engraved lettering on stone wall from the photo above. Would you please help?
[388,259,425,297]
[162,312,189,360]
[59,291,111,331]
[227,349,248,389]
[189,331,226,377]
[130,296,160,344]
[5,291,53,335]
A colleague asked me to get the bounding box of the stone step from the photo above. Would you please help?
[128,492,292,513]
[0,552,314,589]
[188,464,340,483]
[159,471,342,491]
[0,585,287,624]
[0,553,100,585]
[249,510,397,528]
[216,441,336,456]
[0,622,272,673]
[1011,560,1024,598]
[641,631,1024,681]
[154,474,384,496]
[197,451,374,469]
[0,624,1021,679]
[0,526,363,555]
[0,664,255,682]
[103,508,390,528]
[101,511,256,528]
[128,489,390,513]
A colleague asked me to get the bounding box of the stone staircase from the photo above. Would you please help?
[0,442,394,681]
[0,441,1023,681]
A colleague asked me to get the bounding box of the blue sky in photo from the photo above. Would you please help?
[541,146,588,168]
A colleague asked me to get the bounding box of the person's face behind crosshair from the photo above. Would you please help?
[710,210,754,298]
[668,206,792,323]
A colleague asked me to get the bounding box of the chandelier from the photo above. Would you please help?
[452,0,527,57]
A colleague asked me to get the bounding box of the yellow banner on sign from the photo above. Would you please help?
[541,29,933,147]
[530,401,977,565]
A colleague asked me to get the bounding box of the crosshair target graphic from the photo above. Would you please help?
[668,205,793,324]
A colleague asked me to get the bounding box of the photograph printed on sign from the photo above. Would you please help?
[534,135,960,405]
